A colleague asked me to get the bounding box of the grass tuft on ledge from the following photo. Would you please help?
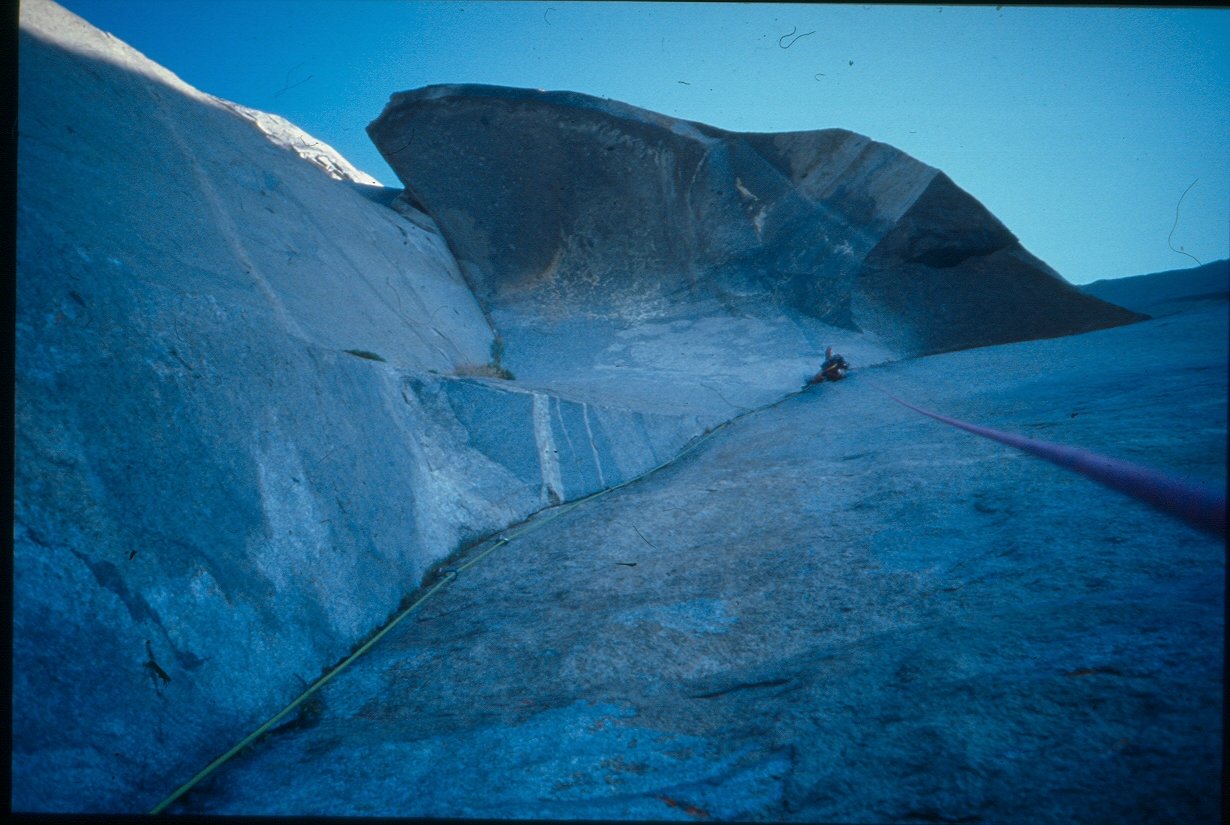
[455,362,515,380]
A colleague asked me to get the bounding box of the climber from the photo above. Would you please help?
[807,346,849,385]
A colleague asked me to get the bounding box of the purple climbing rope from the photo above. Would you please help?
[865,378,1226,539]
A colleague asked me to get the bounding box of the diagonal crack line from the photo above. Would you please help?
[690,677,791,700]
[632,524,658,550]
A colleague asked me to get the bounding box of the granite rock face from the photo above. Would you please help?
[17,1,1171,816]
[170,293,1226,823]
[1082,258,1229,315]
[368,84,1142,355]
[14,0,705,812]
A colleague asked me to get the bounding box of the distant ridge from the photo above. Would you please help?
[1082,259,1229,315]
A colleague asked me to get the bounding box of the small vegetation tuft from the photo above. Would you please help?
[455,362,515,380]
[453,334,514,379]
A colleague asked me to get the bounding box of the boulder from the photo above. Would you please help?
[368,84,1144,356]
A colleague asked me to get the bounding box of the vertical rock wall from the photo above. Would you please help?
[14,1,709,811]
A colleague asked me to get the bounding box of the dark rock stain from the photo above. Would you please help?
[691,677,791,699]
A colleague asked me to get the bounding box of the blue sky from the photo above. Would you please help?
[50,1,1230,284]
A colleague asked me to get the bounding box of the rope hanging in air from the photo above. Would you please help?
[864,377,1225,538]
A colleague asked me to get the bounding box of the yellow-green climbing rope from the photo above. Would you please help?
[148,385,807,814]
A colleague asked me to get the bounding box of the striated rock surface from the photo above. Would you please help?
[216,99,383,187]
[19,1,1184,817]
[368,84,1142,356]
[14,0,707,812]
[171,291,1226,823]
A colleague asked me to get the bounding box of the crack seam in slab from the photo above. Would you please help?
[149,375,831,813]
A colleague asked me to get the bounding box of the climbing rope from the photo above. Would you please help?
[149,401,753,814]
[148,568,458,814]
[862,376,1226,539]
[151,366,1222,813]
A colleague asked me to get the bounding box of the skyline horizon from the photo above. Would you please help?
[42,1,1230,285]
